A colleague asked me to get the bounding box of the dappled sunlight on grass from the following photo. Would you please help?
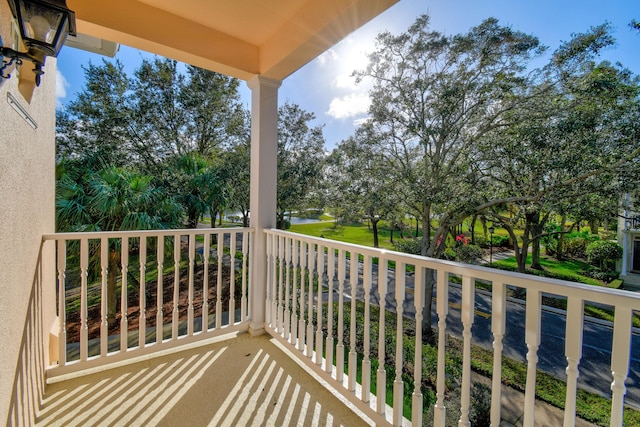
[290,221,400,250]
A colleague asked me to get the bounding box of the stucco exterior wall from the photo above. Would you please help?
[0,3,57,422]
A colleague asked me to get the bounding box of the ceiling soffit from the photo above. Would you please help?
[66,0,398,81]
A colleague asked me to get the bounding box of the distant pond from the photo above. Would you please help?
[222,213,324,225]
[289,217,323,224]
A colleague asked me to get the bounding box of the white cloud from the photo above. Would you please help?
[352,117,370,127]
[56,69,69,107]
[316,48,338,65]
[333,73,357,89]
[326,93,370,119]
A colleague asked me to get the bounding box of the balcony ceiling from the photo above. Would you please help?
[66,0,399,81]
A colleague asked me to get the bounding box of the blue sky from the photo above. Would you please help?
[55,0,640,149]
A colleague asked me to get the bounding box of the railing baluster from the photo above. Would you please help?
[266,232,274,327]
[156,236,164,343]
[56,239,67,367]
[491,281,506,427]
[306,242,315,359]
[241,231,248,323]
[172,235,180,340]
[290,239,299,346]
[325,247,335,375]
[187,234,195,335]
[336,248,346,383]
[80,238,88,362]
[120,238,129,352]
[202,233,210,332]
[610,306,632,427]
[348,250,358,393]
[458,275,475,427]
[216,232,223,329]
[393,261,405,425]
[278,235,285,333]
[229,232,237,326]
[523,288,542,427]
[284,236,292,341]
[563,296,584,427]
[138,236,147,348]
[412,265,425,426]
[377,257,387,416]
[100,237,108,357]
[362,255,372,403]
[315,244,325,367]
[434,269,448,427]
[298,241,307,352]
[264,234,274,326]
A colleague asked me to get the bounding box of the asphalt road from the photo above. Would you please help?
[331,258,640,408]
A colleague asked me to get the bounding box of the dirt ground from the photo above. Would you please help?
[64,263,240,341]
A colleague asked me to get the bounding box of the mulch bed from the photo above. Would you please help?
[64,263,241,341]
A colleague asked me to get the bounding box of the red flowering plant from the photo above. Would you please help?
[455,233,470,246]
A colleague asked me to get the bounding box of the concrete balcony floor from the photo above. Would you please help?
[36,333,372,427]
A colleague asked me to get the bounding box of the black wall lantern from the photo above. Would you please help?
[1,0,76,86]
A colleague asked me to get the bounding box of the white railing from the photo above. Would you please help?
[42,228,252,376]
[264,229,640,427]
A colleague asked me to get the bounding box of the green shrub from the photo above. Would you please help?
[443,247,456,260]
[563,237,587,257]
[599,230,617,240]
[474,235,489,248]
[585,240,622,271]
[562,231,599,258]
[492,235,510,247]
[542,223,560,255]
[583,269,619,282]
[394,238,422,255]
[470,383,492,427]
[455,244,484,264]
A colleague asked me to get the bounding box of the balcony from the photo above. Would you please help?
[9,228,639,426]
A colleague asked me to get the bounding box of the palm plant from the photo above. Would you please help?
[56,158,183,327]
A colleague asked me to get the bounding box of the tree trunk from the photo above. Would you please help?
[531,236,542,270]
[504,223,526,273]
[276,211,286,229]
[242,210,249,227]
[108,248,119,329]
[390,223,394,244]
[372,219,380,248]
[556,215,567,261]
[470,214,477,244]
[526,210,544,270]
[420,205,431,257]
[589,219,599,235]
[420,205,436,344]
[218,211,224,227]
[187,210,198,229]
[415,217,420,238]
[421,268,436,345]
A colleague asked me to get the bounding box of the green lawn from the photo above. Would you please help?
[289,221,399,250]
[494,254,602,286]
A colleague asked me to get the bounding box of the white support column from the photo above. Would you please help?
[247,75,281,337]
